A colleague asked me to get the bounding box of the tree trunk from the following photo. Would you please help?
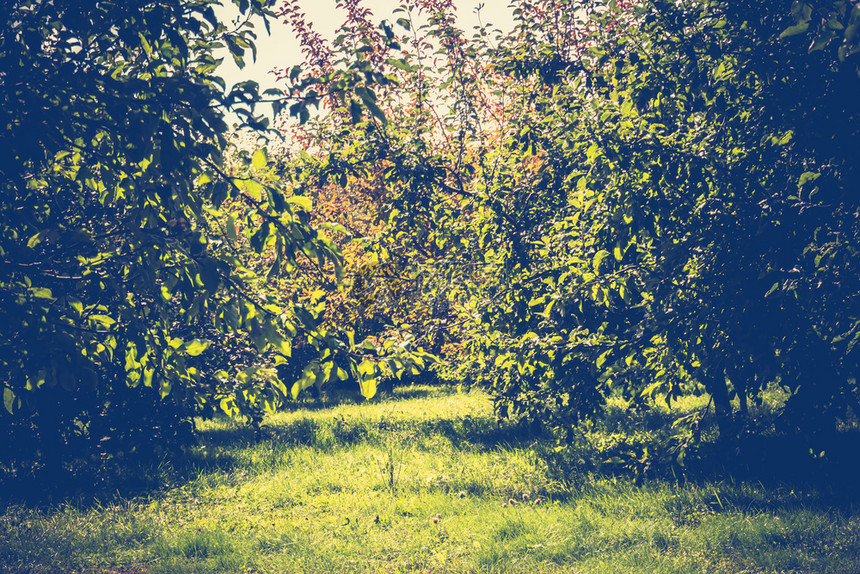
[706,371,736,446]
[35,391,65,485]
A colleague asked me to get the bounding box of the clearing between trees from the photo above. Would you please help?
[2,385,858,574]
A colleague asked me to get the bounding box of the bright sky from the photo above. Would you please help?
[218,1,517,91]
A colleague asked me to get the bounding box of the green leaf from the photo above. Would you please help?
[780,22,810,38]
[808,34,832,52]
[252,148,268,170]
[226,215,238,241]
[26,232,43,248]
[287,195,313,211]
[276,338,291,357]
[641,381,662,399]
[388,58,412,72]
[182,339,211,356]
[138,32,153,55]
[596,349,612,368]
[776,131,794,145]
[359,375,377,399]
[31,287,53,299]
[593,250,610,272]
[291,363,319,399]
[349,100,363,124]
[67,297,84,316]
[245,179,264,201]
[89,314,116,328]
[3,388,16,415]
[798,171,820,188]
[363,99,388,126]
[143,369,154,388]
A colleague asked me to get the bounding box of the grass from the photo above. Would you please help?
[1,385,859,573]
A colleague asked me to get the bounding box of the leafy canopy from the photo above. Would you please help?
[283,0,860,452]
[0,0,378,465]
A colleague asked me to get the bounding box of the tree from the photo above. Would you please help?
[0,0,357,477]
[466,0,859,448]
[283,0,859,457]
[270,0,473,384]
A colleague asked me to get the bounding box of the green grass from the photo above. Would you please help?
[1,385,859,573]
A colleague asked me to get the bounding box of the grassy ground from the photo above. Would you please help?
[1,385,859,573]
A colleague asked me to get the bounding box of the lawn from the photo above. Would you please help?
[1,385,858,573]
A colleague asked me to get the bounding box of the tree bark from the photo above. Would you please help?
[706,371,736,446]
[35,390,65,485]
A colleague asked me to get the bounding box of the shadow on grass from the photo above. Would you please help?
[0,443,244,511]
[276,382,459,412]
[728,431,860,495]
[0,386,510,508]
[201,410,542,454]
[4,385,860,513]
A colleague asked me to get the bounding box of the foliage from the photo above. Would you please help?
[281,0,860,455]
[0,0,399,476]
[467,0,860,446]
[272,2,508,382]
[268,0,472,381]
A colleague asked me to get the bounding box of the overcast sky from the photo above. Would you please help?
[218,1,517,91]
